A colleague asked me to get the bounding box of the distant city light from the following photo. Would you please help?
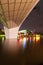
[36,34,40,42]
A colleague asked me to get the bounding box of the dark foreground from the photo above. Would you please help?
[0,37,43,65]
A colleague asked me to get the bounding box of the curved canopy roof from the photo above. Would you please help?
[0,0,39,28]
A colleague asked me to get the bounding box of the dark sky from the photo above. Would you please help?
[0,22,3,29]
[20,0,43,33]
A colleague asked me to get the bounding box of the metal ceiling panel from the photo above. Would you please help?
[1,0,7,4]
[9,4,14,11]
[15,3,20,10]
[0,0,39,28]
[2,4,8,12]
[9,0,14,3]
[16,0,21,2]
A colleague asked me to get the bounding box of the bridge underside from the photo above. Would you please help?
[1,0,39,39]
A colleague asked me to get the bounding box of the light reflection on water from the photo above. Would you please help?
[2,39,20,54]
[0,35,43,65]
[2,35,41,54]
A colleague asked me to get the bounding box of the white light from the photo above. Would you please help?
[23,37,27,48]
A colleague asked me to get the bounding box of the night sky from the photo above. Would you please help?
[19,0,43,34]
[0,22,3,29]
[0,0,43,33]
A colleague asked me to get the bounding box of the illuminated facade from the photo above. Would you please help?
[0,0,39,39]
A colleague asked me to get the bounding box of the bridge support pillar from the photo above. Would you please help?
[4,26,19,39]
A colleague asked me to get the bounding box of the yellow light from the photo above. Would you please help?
[23,37,26,41]
[36,34,40,42]
[23,37,27,48]
[33,36,35,42]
